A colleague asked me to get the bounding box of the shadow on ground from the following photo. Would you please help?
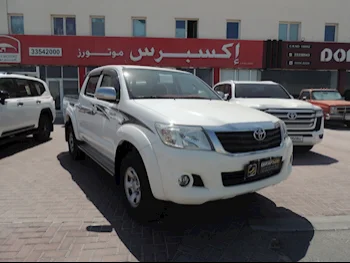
[293,151,338,166]
[58,152,314,262]
[0,137,51,160]
[325,123,350,131]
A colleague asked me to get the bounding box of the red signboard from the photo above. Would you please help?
[282,41,350,70]
[0,35,264,68]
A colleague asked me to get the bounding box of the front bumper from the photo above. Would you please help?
[325,113,350,122]
[150,138,293,205]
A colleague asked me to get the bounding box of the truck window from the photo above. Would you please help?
[100,74,120,100]
[300,91,310,100]
[235,83,291,99]
[85,75,100,97]
[312,90,343,100]
[0,78,16,98]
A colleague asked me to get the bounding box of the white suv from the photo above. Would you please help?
[0,73,56,145]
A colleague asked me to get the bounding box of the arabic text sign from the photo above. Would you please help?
[11,35,263,68]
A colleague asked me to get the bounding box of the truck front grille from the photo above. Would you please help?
[336,106,350,114]
[215,127,282,154]
[265,109,316,131]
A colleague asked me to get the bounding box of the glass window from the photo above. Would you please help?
[85,76,100,97]
[312,90,342,100]
[14,79,32,98]
[226,22,240,39]
[289,24,300,41]
[196,68,213,86]
[175,20,186,38]
[29,80,46,96]
[325,25,336,42]
[278,23,288,41]
[133,19,146,37]
[123,68,221,100]
[63,80,79,96]
[91,17,105,36]
[300,91,310,100]
[46,66,62,78]
[100,75,120,99]
[0,78,16,98]
[53,17,64,35]
[63,66,78,78]
[235,83,291,99]
[9,15,24,34]
[176,68,194,74]
[66,17,76,35]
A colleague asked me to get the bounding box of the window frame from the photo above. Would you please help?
[175,18,199,38]
[324,23,338,42]
[132,17,147,37]
[8,14,24,34]
[90,15,106,36]
[279,22,301,41]
[226,20,241,39]
[51,15,76,36]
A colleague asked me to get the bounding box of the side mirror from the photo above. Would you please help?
[0,90,10,105]
[216,91,226,99]
[95,87,117,102]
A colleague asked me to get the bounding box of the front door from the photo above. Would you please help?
[47,79,63,113]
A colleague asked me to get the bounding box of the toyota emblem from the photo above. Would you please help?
[287,112,297,120]
[253,128,266,141]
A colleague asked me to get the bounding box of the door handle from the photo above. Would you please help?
[17,102,24,107]
[36,100,41,104]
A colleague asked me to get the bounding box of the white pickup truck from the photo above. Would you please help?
[64,66,293,221]
[213,81,324,153]
[0,73,56,146]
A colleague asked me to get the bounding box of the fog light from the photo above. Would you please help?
[319,134,323,139]
[178,175,191,187]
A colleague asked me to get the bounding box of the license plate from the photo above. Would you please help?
[244,157,282,179]
[290,136,303,143]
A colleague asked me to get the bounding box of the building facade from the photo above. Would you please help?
[1,0,350,114]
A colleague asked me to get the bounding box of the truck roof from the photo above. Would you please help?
[89,65,192,75]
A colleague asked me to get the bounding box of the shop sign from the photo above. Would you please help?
[0,35,21,63]
[282,41,350,70]
[0,35,264,68]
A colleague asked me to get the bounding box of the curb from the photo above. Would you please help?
[249,215,350,232]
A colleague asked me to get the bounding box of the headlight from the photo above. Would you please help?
[330,106,337,114]
[315,109,324,117]
[278,121,288,140]
[155,123,213,151]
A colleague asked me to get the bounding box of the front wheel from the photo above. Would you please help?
[294,146,313,153]
[120,150,164,222]
[67,125,85,160]
[33,114,51,142]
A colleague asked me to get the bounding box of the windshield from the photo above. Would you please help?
[312,91,343,100]
[235,83,291,99]
[122,68,221,100]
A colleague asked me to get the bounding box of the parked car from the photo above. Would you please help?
[299,88,350,127]
[213,80,324,153]
[0,73,56,146]
[64,65,293,221]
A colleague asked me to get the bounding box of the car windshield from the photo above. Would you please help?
[312,91,343,100]
[235,83,291,99]
[122,68,221,100]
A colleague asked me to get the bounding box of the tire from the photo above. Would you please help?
[33,114,52,142]
[67,124,85,160]
[294,146,313,153]
[120,149,164,222]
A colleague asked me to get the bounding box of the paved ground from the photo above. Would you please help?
[0,125,350,262]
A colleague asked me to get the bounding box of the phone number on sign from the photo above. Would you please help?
[29,47,62,57]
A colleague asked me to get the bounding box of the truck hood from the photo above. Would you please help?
[134,99,279,127]
[232,98,316,110]
[312,100,350,107]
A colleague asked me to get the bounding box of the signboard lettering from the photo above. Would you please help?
[320,48,350,63]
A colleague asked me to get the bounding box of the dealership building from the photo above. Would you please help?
[1,0,350,115]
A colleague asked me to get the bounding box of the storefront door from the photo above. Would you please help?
[47,79,63,112]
